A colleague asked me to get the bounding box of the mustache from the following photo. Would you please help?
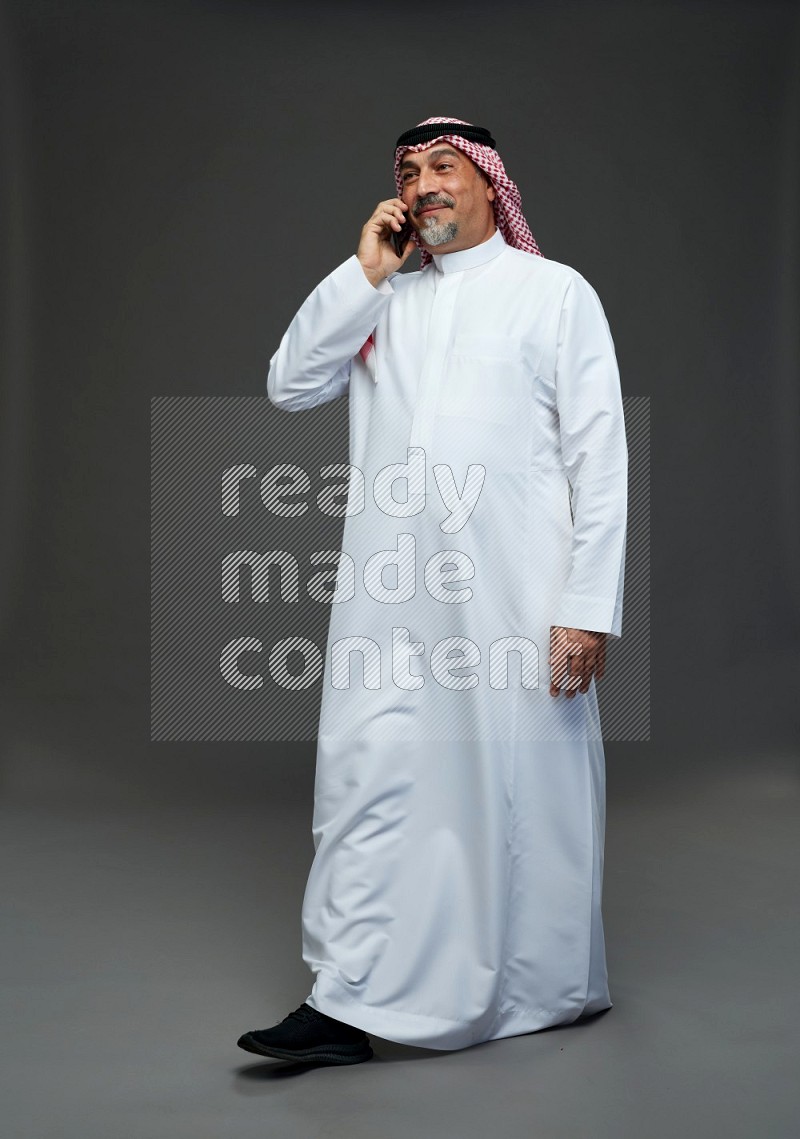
[413,194,455,216]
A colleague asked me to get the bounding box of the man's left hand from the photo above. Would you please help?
[548,626,607,698]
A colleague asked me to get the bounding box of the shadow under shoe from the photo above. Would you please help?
[237,1002,374,1065]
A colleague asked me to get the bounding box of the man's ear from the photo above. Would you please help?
[479,170,496,202]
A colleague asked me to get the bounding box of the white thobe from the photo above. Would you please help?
[267,228,628,1050]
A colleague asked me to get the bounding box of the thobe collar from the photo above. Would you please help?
[429,227,506,275]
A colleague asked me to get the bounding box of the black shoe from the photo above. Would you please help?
[237,1002,374,1065]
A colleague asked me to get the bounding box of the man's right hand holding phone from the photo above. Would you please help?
[357,198,416,288]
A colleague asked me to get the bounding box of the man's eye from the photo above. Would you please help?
[437,164,452,171]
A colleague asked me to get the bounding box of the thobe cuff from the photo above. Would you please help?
[338,255,396,300]
[551,592,622,638]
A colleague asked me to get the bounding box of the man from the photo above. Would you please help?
[237,117,628,1065]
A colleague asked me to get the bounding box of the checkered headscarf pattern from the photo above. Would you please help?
[394,115,543,268]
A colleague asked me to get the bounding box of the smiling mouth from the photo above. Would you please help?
[418,205,448,216]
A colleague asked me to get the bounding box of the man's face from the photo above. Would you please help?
[398,144,496,254]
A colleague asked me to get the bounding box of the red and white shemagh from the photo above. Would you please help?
[359,116,543,373]
[395,115,543,268]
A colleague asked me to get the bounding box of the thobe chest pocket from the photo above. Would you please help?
[437,335,529,426]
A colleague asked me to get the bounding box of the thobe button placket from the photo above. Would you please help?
[408,272,463,455]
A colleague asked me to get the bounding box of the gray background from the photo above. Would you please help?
[1,1,798,1137]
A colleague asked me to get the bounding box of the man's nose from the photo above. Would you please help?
[416,169,440,198]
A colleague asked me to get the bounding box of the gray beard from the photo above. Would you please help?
[418,215,458,246]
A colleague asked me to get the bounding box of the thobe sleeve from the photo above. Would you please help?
[267,255,395,412]
[550,271,628,638]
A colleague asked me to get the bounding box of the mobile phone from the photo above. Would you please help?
[391,217,414,259]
